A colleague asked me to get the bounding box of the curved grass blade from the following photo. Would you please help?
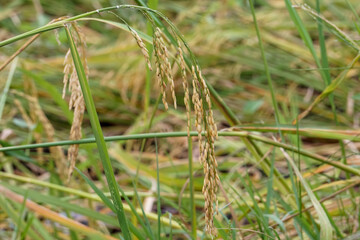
[280,148,333,240]
[293,3,360,52]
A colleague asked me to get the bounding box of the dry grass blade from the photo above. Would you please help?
[264,180,360,236]
[279,146,333,240]
[0,16,70,72]
[293,3,360,51]
[293,52,360,124]
[0,35,39,72]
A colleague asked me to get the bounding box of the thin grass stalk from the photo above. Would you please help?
[19,215,35,240]
[315,1,349,188]
[132,181,155,239]
[75,168,150,239]
[133,96,161,237]
[0,58,18,177]
[345,0,360,31]
[0,57,18,119]
[294,52,360,123]
[187,128,196,239]
[249,0,282,124]
[284,0,327,83]
[0,35,37,72]
[295,111,303,238]
[293,3,360,52]
[3,130,360,176]
[64,26,131,240]
[14,191,29,240]
[247,2,298,214]
[155,138,161,238]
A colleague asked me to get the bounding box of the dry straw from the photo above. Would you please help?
[62,22,88,181]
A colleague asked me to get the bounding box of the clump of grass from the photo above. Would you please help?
[2,1,360,239]
[0,4,225,238]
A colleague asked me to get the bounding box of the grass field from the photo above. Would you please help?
[1,0,360,239]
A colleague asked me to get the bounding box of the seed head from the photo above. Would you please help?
[191,65,219,235]
[153,27,176,110]
[177,41,190,137]
[130,28,152,71]
[62,22,88,181]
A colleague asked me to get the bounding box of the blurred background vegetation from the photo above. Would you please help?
[1,0,360,239]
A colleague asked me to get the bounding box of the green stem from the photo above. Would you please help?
[3,131,360,177]
[64,26,131,240]
[0,6,158,48]
[188,131,197,239]
[249,0,281,124]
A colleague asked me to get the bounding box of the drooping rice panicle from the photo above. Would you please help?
[62,22,89,181]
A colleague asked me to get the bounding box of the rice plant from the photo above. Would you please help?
[1,0,360,239]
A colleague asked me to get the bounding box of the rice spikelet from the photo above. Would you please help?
[62,22,89,182]
[168,37,220,235]
[129,28,152,71]
[153,27,176,110]
[191,65,219,236]
[177,41,190,137]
